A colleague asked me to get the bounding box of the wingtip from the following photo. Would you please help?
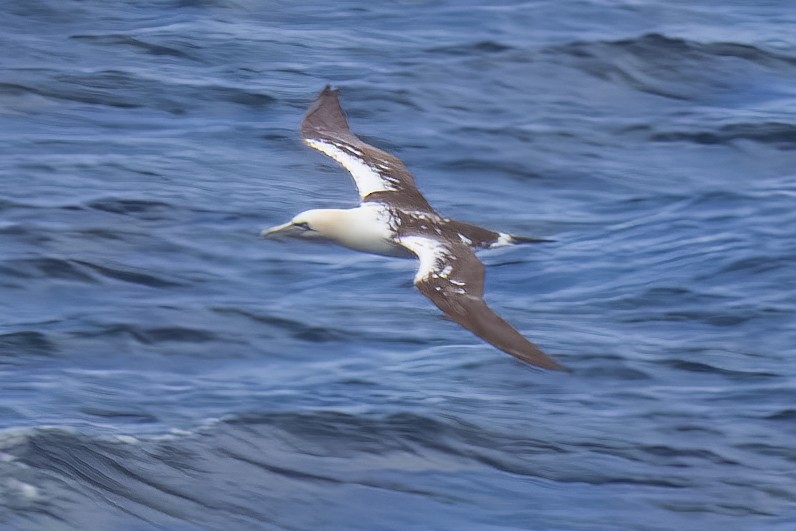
[318,84,337,98]
[540,358,570,372]
[512,348,568,372]
[302,84,351,138]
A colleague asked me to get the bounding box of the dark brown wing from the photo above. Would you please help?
[300,86,434,212]
[398,235,564,370]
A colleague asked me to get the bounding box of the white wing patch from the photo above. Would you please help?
[398,235,448,284]
[304,139,395,198]
[493,232,515,247]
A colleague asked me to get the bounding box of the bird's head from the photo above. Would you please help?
[261,209,344,241]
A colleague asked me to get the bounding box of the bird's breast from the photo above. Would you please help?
[332,205,413,258]
[334,231,411,258]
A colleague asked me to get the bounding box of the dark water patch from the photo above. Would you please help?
[427,40,513,55]
[72,260,184,288]
[174,0,239,8]
[652,122,796,149]
[70,34,199,60]
[614,286,733,311]
[764,409,796,421]
[0,331,56,356]
[6,1,91,22]
[0,82,43,98]
[79,408,159,424]
[656,500,777,518]
[548,33,796,101]
[0,223,61,249]
[24,70,276,114]
[72,323,215,345]
[51,71,151,110]
[87,198,174,219]
[214,305,433,346]
[659,359,779,380]
[213,307,349,343]
[74,228,128,241]
[0,224,32,237]
[0,81,60,115]
[735,443,796,462]
[259,131,292,143]
[619,33,796,66]
[0,198,26,212]
[614,294,762,329]
[671,424,724,436]
[138,327,217,344]
[219,88,275,107]
[443,158,544,180]
[635,445,740,466]
[577,365,652,380]
[0,257,96,282]
[713,255,790,276]
[556,33,796,68]
[631,310,750,327]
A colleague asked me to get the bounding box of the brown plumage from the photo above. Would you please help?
[264,86,564,371]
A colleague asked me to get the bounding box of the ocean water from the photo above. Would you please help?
[1,1,795,529]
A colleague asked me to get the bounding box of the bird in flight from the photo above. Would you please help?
[263,86,564,370]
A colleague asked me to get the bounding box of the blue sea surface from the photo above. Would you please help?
[1,1,795,529]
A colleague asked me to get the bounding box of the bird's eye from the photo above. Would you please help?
[294,221,312,231]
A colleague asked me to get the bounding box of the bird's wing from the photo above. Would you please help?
[301,86,434,212]
[398,235,564,370]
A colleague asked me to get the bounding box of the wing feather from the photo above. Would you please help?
[301,86,433,211]
[399,235,564,370]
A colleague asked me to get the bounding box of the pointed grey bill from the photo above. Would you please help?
[261,221,298,239]
[398,235,565,371]
[300,85,434,212]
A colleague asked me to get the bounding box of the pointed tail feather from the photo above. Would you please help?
[509,234,556,244]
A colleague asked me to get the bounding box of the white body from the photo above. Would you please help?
[329,205,407,257]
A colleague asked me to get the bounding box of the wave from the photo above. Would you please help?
[70,34,198,60]
[545,33,796,101]
[2,408,791,529]
[0,69,275,114]
[87,198,174,217]
[554,33,796,68]
[0,331,57,357]
[651,122,796,149]
[0,256,184,288]
[0,257,97,283]
[71,323,216,345]
[427,40,514,56]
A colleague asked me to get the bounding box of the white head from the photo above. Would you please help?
[261,209,348,242]
[263,205,402,256]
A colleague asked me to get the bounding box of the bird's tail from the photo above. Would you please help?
[489,232,555,248]
[508,234,556,244]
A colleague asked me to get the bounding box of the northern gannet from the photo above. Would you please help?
[263,86,563,370]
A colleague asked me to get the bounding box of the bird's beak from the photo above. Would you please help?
[261,222,296,239]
